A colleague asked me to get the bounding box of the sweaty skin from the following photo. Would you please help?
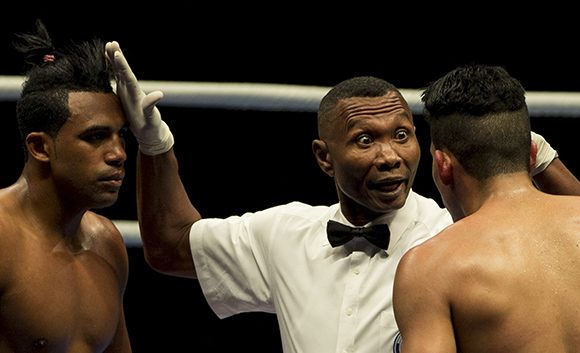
[395,149,580,353]
[0,92,131,353]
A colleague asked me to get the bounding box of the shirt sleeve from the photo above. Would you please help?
[189,210,276,318]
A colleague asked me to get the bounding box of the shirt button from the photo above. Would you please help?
[346,308,353,316]
[353,268,360,275]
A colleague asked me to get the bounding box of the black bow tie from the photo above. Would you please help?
[326,220,390,250]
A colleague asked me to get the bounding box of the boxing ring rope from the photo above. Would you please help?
[1,75,579,246]
[2,75,580,116]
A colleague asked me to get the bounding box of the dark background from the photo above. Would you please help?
[0,4,578,352]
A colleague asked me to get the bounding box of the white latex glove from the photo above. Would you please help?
[105,41,174,156]
[530,131,558,176]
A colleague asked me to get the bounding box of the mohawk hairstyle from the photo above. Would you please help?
[13,19,114,159]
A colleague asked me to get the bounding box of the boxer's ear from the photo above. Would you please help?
[26,132,51,162]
